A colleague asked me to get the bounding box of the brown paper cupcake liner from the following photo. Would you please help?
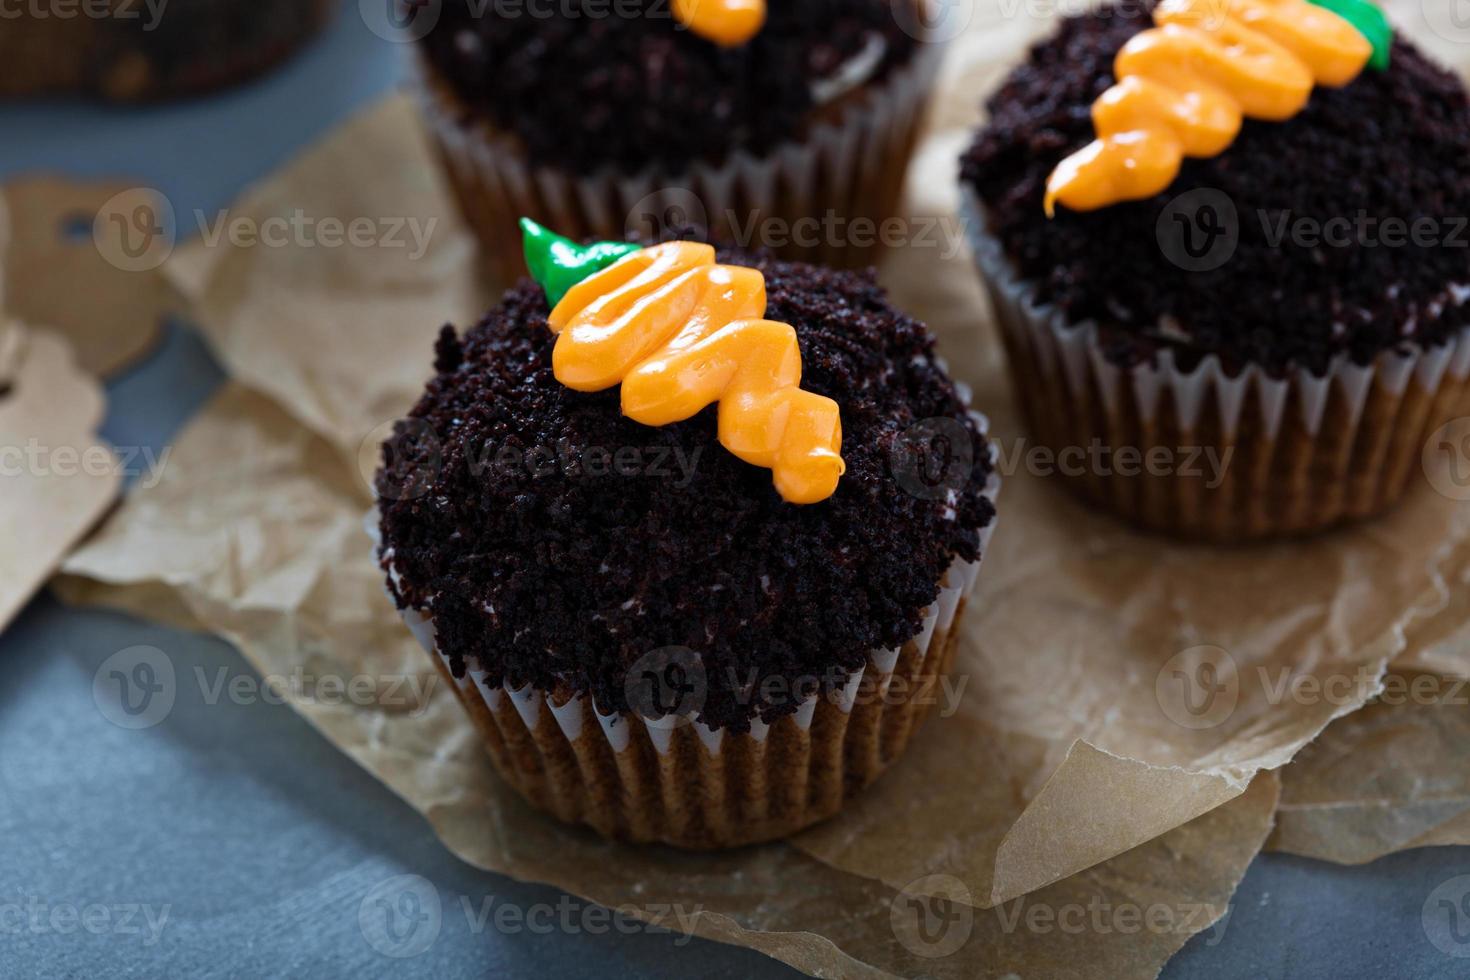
[963,190,1470,541]
[415,34,945,284]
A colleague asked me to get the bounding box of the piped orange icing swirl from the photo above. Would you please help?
[672,0,766,47]
[548,242,845,504]
[1044,0,1372,215]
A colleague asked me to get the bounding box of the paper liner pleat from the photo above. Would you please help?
[963,190,1470,541]
[415,39,945,284]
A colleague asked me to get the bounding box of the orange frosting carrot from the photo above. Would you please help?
[1045,0,1372,215]
[548,242,845,505]
[671,0,766,47]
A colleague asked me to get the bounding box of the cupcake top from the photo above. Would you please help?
[961,2,1470,377]
[420,0,920,177]
[376,246,995,733]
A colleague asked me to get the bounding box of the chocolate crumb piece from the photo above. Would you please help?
[432,324,463,374]
[420,0,919,177]
[376,254,994,734]
[960,3,1470,377]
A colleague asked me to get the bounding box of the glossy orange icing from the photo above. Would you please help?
[548,242,845,504]
[671,0,766,47]
[1044,0,1372,215]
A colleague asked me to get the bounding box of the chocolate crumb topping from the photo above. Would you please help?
[961,4,1470,377]
[420,0,919,177]
[376,254,994,734]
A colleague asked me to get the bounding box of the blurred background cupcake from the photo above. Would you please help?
[961,0,1470,541]
[372,229,998,848]
[416,0,946,282]
[0,0,337,102]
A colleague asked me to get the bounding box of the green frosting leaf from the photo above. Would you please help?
[1307,0,1392,71]
[520,218,642,307]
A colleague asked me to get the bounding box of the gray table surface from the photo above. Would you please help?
[2,5,1468,977]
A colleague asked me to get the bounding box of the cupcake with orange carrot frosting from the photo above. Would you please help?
[371,221,999,848]
[961,0,1470,540]
[415,0,946,282]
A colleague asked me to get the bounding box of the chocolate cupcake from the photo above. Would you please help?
[0,0,336,101]
[416,0,945,282]
[960,0,1470,540]
[372,224,998,848]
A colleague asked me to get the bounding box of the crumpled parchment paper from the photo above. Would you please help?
[1,323,120,632]
[0,186,121,633]
[49,3,1470,975]
[1269,593,1470,864]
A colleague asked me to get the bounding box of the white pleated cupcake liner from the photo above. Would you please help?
[961,187,1470,539]
[406,544,986,750]
[371,408,999,847]
[415,35,946,281]
[408,543,987,734]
